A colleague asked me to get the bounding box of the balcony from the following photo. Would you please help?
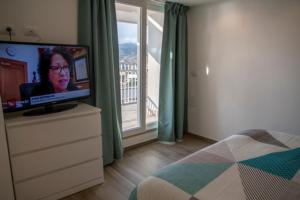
[120,63,158,130]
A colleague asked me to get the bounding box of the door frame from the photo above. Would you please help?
[116,0,164,137]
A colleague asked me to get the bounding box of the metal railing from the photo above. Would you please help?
[120,62,138,104]
[146,96,158,117]
[119,62,158,116]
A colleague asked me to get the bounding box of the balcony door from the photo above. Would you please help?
[116,1,164,136]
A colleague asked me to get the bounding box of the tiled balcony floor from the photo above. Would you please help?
[122,104,157,130]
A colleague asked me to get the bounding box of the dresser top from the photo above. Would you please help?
[4,103,101,127]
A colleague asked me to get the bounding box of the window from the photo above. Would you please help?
[116,1,164,135]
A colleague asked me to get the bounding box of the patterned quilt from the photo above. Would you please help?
[129,130,300,200]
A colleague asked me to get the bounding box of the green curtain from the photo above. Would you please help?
[158,2,189,143]
[78,0,123,165]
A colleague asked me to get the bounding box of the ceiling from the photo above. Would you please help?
[165,0,222,6]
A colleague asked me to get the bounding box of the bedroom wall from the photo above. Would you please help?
[188,0,300,140]
[0,0,78,44]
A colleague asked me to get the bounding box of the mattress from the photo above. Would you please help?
[129,129,300,200]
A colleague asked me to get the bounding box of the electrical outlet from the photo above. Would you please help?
[24,25,38,37]
[0,24,16,35]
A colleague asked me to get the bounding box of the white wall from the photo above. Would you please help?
[188,0,300,140]
[0,0,78,44]
[147,10,164,106]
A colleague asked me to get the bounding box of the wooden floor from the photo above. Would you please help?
[62,134,212,200]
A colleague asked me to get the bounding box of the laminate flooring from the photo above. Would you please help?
[62,134,213,200]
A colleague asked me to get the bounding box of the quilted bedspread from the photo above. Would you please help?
[129,130,300,200]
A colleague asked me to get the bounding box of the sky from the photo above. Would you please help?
[117,22,138,44]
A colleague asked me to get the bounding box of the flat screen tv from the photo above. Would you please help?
[0,41,91,116]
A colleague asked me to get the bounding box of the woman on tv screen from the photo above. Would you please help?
[38,47,78,94]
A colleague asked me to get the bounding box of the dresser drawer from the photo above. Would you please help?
[7,113,101,155]
[15,159,103,200]
[11,137,102,182]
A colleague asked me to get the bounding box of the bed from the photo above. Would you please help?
[129,129,300,200]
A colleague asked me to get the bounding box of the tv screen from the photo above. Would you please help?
[0,41,90,112]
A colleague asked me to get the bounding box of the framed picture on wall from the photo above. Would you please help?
[74,55,89,82]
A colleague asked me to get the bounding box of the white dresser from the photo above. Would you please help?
[0,97,15,200]
[4,103,104,200]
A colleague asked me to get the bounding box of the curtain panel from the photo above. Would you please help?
[158,2,189,143]
[78,0,123,165]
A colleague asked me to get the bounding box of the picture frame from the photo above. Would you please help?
[74,55,89,82]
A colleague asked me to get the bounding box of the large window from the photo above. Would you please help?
[116,1,164,135]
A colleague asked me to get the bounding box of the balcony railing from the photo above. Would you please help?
[119,62,158,116]
[146,96,158,117]
[120,63,138,105]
